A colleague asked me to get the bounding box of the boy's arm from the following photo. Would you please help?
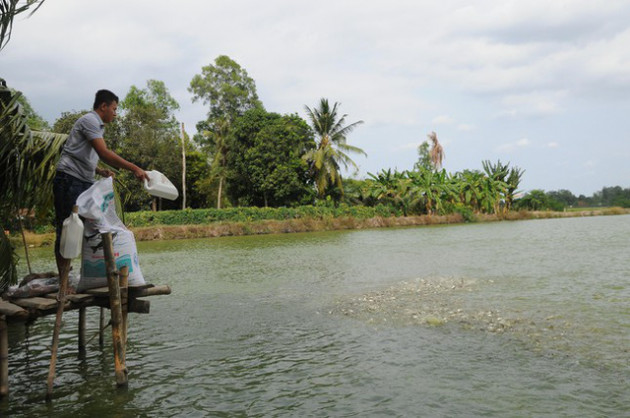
[91,138,148,181]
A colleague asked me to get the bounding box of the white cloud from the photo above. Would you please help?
[457,124,476,131]
[496,137,531,153]
[432,115,454,125]
[4,0,630,196]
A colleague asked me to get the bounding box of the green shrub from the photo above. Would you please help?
[125,204,402,227]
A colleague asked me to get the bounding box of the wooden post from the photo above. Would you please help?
[99,307,105,348]
[102,232,128,387]
[0,315,8,397]
[78,307,86,357]
[46,258,71,400]
[119,266,129,357]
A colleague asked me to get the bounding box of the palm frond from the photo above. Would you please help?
[0,0,47,52]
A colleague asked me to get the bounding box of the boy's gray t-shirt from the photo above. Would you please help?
[56,111,104,182]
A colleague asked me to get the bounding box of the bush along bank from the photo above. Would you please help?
[13,206,630,246]
[124,204,402,227]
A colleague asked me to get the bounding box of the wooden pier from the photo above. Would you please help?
[0,232,171,398]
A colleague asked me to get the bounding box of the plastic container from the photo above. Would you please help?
[60,205,84,259]
[144,170,179,200]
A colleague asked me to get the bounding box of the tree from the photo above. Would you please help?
[514,189,553,211]
[414,140,432,171]
[14,90,50,130]
[303,98,366,199]
[189,55,262,126]
[547,189,578,208]
[226,108,315,207]
[1,0,53,290]
[114,80,182,211]
[189,55,263,207]
[52,110,87,134]
[1,82,67,289]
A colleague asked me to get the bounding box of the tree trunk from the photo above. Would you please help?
[217,176,223,209]
[181,123,187,210]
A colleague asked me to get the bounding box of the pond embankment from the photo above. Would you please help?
[16,207,630,247]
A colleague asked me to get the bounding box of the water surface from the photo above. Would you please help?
[3,215,629,416]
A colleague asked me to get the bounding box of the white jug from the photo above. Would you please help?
[144,170,179,200]
[60,205,84,259]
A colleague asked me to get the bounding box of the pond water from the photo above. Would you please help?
[2,215,629,416]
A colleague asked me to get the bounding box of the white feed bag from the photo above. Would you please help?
[76,177,145,291]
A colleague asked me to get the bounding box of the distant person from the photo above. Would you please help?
[53,89,149,275]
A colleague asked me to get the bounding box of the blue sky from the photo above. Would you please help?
[4,0,630,196]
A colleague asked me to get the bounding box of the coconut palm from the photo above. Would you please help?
[303,98,366,198]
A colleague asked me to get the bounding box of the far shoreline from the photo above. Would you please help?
[15,207,630,248]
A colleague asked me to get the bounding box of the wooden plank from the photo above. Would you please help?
[128,299,150,314]
[44,293,94,303]
[129,283,154,291]
[0,301,28,318]
[129,285,171,297]
[83,287,110,296]
[12,297,57,310]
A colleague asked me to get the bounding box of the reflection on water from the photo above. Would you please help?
[3,215,630,416]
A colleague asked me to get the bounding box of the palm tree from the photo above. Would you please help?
[1,81,67,289]
[1,1,46,51]
[303,98,366,198]
[1,0,52,291]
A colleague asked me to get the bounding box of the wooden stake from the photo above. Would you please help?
[78,307,86,357]
[119,266,129,358]
[99,307,105,348]
[46,258,71,400]
[102,232,128,387]
[0,315,8,397]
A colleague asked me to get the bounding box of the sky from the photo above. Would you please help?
[3,0,630,196]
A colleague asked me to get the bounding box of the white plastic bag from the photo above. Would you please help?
[76,177,145,291]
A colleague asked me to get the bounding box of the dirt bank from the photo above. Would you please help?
[15,208,630,247]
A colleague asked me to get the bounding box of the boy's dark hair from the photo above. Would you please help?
[93,89,119,110]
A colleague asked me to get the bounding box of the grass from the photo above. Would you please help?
[12,208,630,248]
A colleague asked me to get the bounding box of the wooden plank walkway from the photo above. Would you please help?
[0,232,172,399]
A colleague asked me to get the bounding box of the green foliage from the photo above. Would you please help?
[13,90,50,130]
[189,55,263,129]
[125,204,400,227]
[188,56,263,207]
[514,189,555,211]
[361,160,525,217]
[226,108,316,207]
[303,98,366,199]
[114,80,183,211]
[1,79,67,289]
[0,0,46,52]
[52,110,87,134]
[414,140,432,171]
[547,189,578,207]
